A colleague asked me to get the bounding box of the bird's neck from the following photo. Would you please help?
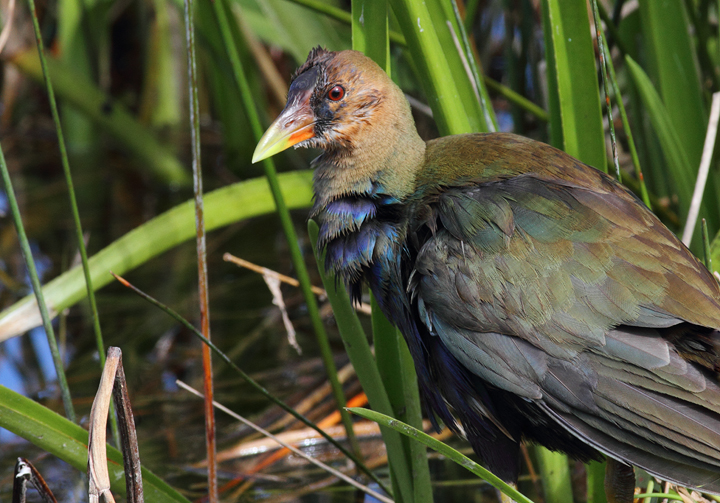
[310,119,424,300]
[311,105,426,211]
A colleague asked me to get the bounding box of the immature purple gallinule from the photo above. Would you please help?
[253,48,720,502]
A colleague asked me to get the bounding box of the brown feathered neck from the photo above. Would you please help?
[298,49,426,209]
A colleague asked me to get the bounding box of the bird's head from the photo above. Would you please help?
[253,48,423,167]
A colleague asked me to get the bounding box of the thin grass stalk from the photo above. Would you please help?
[182,0,217,500]
[591,0,620,182]
[0,144,75,422]
[482,77,549,122]
[703,219,712,270]
[209,0,361,459]
[602,32,650,209]
[110,272,389,494]
[682,92,720,247]
[26,0,110,365]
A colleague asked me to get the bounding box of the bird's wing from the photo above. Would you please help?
[410,172,720,490]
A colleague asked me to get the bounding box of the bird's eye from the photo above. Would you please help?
[328,85,345,101]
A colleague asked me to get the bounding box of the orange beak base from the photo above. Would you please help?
[252,67,320,163]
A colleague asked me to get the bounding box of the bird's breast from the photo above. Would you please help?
[316,195,409,316]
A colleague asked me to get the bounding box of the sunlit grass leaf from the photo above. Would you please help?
[348,407,536,503]
[0,385,190,503]
[638,0,707,167]
[388,0,483,135]
[626,56,696,222]
[540,0,562,149]
[0,171,313,342]
[544,0,605,170]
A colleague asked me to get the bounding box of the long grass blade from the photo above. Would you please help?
[544,0,605,170]
[540,0,562,149]
[351,4,432,500]
[449,0,498,131]
[352,0,388,69]
[387,0,475,134]
[0,172,313,341]
[626,56,696,222]
[638,0,707,167]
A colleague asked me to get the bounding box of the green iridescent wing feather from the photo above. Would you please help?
[410,134,720,491]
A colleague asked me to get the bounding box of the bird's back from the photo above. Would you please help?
[401,132,720,491]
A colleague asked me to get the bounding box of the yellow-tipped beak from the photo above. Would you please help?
[252,98,316,164]
[253,64,321,164]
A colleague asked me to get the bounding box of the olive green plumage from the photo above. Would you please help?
[411,133,720,490]
[253,48,720,500]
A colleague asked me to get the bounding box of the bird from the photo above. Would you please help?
[252,47,720,502]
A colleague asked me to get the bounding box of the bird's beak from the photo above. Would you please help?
[252,67,320,164]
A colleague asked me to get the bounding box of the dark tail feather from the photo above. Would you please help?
[540,403,720,494]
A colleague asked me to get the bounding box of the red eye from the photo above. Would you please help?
[328,85,345,101]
